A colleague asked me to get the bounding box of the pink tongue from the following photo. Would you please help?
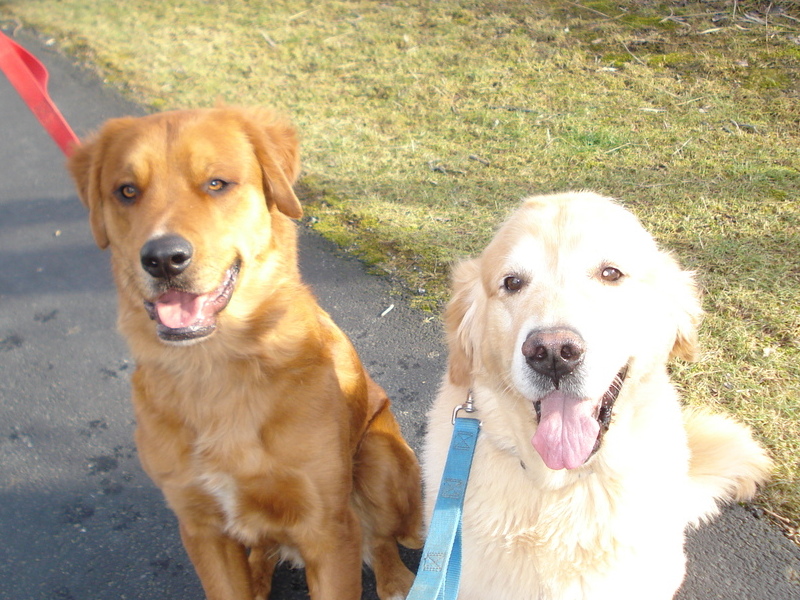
[532,391,600,471]
[154,290,209,329]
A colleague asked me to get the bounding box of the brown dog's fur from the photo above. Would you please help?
[68,107,422,600]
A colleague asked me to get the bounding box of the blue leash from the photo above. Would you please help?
[408,399,480,600]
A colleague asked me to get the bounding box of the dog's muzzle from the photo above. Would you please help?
[143,259,240,343]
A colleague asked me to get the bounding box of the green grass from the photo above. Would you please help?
[3,0,798,534]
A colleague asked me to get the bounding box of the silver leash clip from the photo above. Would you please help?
[452,391,477,425]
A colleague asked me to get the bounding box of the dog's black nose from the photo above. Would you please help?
[522,328,585,388]
[140,235,193,279]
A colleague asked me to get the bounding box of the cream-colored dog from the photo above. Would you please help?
[423,192,771,600]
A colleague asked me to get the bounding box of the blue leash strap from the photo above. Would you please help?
[408,416,480,600]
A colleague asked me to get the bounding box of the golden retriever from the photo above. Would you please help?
[68,107,422,600]
[422,192,771,600]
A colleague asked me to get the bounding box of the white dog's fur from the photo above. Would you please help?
[422,192,771,600]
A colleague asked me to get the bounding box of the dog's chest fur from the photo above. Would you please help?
[423,381,691,600]
[457,439,688,599]
[132,349,343,546]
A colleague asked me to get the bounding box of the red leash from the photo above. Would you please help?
[0,31,80,157]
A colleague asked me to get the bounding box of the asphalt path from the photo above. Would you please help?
[1,30,799,600]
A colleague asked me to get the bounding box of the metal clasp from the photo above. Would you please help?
[451,391,478,424]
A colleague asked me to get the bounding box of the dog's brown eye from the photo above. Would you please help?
[503,276,524,292]
[115,184,138,203]
[207,179,229,193]
[600,266,624,282]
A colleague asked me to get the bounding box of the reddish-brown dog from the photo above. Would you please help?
[68,107,423,600]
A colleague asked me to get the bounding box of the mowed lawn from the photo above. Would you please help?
[3,0,798,536]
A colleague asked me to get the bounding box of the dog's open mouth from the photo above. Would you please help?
[532,364,629,471]
[143,261,240,343]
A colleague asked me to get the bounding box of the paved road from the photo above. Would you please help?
[1,30,799,600]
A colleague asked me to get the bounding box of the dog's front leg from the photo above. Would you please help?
[301,506,363,600]
[179,521,254,600]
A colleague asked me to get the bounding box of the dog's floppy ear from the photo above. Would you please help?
[445,258,483,386]
[68,136,109,248]
[241,107,303,220]
[67,117,136,249]
[664,254,703,361]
